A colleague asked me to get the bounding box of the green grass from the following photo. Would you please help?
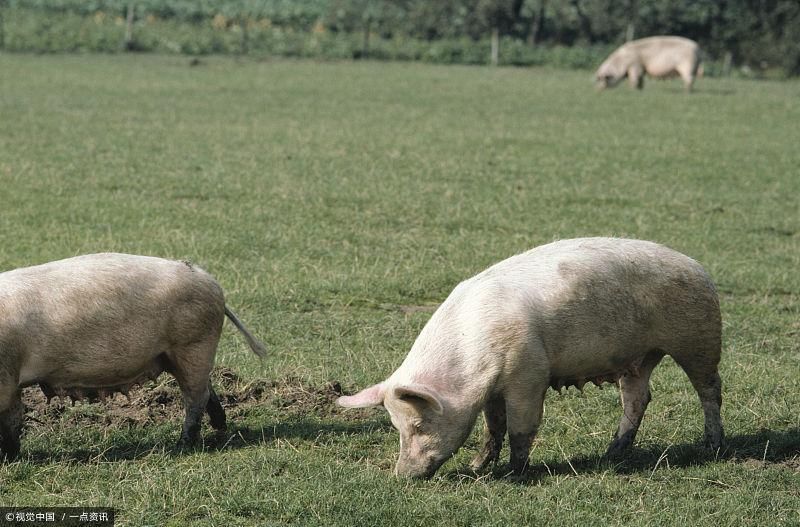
[0,54,798,526]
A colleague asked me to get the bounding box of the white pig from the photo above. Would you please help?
[338,238,724,478]
[595,36,702,92]
[0,253,266,460]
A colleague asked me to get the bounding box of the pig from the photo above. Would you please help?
[337,238,724,478]
[0,253,266,460]
[595,36,702,92]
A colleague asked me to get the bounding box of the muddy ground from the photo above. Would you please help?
[21,368,350,432]
[17,369,798,473]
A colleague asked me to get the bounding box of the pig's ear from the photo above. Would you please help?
[336,383,386,408]
[393,384,444,415]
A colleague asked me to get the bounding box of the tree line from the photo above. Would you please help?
[3,0,799,75]
[328,0,799,75]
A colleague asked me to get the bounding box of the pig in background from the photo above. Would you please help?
[595,36,702,92]
[338,238,724,479]
[0,253,266,460]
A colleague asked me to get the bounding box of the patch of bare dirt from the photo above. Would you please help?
[21,367,349,431]
[775,456,800,472]
[735,455,800,472]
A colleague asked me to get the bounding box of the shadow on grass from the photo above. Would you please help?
[654,83,737,95]
[20,421,798,478]
[647,85,736,96]
[443,427,800,484]
[21,417,392,465]
[694,87,737,95]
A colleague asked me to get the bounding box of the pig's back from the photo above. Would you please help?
[460,238,719,376]
[0,253,222,314]
[630,36,698,59]
[475,237,712,295]
[469,237,674,281]
[0,254,225,381]
[632,37,699,72]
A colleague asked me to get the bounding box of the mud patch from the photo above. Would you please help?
[778,456,800,471]
[735,455,800,472]
[21,367,350,432]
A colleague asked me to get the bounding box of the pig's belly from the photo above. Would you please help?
[645,61,680,78]
[546,341,652,391]
[19,353,168,401]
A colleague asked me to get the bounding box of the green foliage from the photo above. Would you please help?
[0,8,609,67]
[2,0,800,74]
[6,0,329,27]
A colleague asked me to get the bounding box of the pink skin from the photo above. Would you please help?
[337,383,386,409]
[337,238,724,479]
[595,37,701,92]
[338,382,475,478]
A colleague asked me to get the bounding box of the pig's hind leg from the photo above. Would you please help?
[167,340,220,448]
[206,384,227,431]
[606,350,664,456]
[470,396,506,472]
[176,385,210,448]
[678,63,696,93]
[675,358,725,451]
[0,387,24,461]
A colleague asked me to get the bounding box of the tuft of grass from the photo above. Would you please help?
[0,55,798,526]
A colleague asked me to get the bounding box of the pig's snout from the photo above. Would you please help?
[394,462,437,480]
[394,454,447,479]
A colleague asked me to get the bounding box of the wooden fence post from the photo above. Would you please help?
[241,17,249,55]
[490,27,499,66]
[722,51,732,76]
[361,15,371,59]
[124,3,135,50]
[0,0,5,50]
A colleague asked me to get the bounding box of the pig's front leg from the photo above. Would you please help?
[628,64,644,89]
[470,396,506,472]
[506,386,547,475]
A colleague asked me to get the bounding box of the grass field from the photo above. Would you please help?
[0,54,798,526]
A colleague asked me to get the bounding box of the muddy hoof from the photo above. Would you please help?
[174,437,200,453]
